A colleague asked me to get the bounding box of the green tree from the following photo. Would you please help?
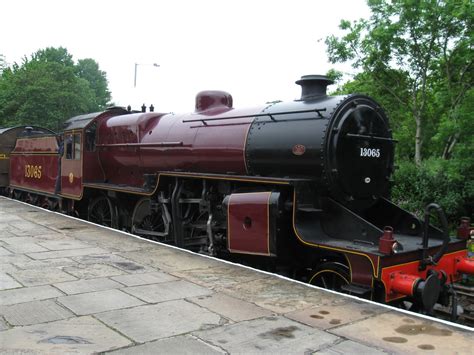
[0,47,111,130]
[326,0,473,165]
[76,58,111,109]
[0,54,5,74]
[329,70,414,159]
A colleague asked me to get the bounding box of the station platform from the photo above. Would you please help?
[0,196,472,354]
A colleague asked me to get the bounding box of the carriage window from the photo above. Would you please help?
[65,134,73,159]
[74,133,81,160]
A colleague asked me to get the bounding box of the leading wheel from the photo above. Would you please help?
[88,196,118,228]
[309,262,350,292]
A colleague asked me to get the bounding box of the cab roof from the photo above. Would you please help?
[63,107,130,131]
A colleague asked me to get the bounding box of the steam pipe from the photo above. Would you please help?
[419,203,450,270]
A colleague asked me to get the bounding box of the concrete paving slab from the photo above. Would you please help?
[0,213,22,222]
[0,253,33,265]
[0,246,12,256]
[24,232,69,241]
[189,292,274,322]
[1,236,43,245]
[108,335,225,354]
[13,257,78,270]
[173,264,269,290]
[71,253,155,273]
[7,220,53,235]
[26,246,109,260]
[71,229,149,252]
[0,315,131,353]
[54,277,123,295]
[223,275,345,314]
[71,253,135,265]
[0,263,19,274]
[0,230,16,239]
[123,280,213,303]
[317,340,389,354]
[35,218,90,230]
[37,239,92,250]
[2,242,49,253]
[8,267,77,286]
[57,289,144,315]
[121,248,223,272]
[0,272,22,290]
[285,299,389,330]
[63,263,126,279]
[194,315,340,354]
[107,259,156,273]
[96,300,223,343]
[28,215,89,229]
[0,299,74,326]
[0,316,9,331]
[0,285,63,306]
[111,271,178,286]
[329,311,473,354]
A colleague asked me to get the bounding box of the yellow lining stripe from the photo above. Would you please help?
[379,249,466,302]
[291,189,379,278]
[309,269,350,285]
[381,249,464,272]
[242,122,252,175]
[10,152,58,156]
[159,172,291,185]
[9,184,57,197]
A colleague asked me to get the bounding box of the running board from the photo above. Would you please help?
[341,283,372,296]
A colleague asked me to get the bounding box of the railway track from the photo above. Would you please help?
[434,283,474,327]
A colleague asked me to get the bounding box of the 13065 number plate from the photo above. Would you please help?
[25,165,42,179]
[360,148,381,158]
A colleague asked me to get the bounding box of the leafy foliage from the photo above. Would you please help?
[326,0,473,165]
[0,47,111,131]
[0,54,5,74]
[392,158,474,224]
[325,1,473,221]
[75,58,111,108]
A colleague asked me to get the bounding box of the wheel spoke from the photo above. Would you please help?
[321,276,328,288]
[132,198,166,237]
[89,196,115,228]
[310,263,350,293]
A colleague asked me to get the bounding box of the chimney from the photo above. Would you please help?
[295,75,334,101]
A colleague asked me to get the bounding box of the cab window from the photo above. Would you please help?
[74,133,81,160]
[65,133,81,160]
[65,134,73,159]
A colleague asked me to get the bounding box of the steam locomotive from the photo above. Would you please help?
[3,75,473,314]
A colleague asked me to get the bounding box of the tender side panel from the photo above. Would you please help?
[0,154,9,187]
[10,137,59,194]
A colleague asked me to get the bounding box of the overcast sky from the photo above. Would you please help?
[1,0,370,112]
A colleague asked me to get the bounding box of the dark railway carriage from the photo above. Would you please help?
[6,75,474,316]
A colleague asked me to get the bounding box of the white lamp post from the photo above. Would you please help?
[134,63,160,88]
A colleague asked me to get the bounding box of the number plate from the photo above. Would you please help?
[360,148,381,158]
